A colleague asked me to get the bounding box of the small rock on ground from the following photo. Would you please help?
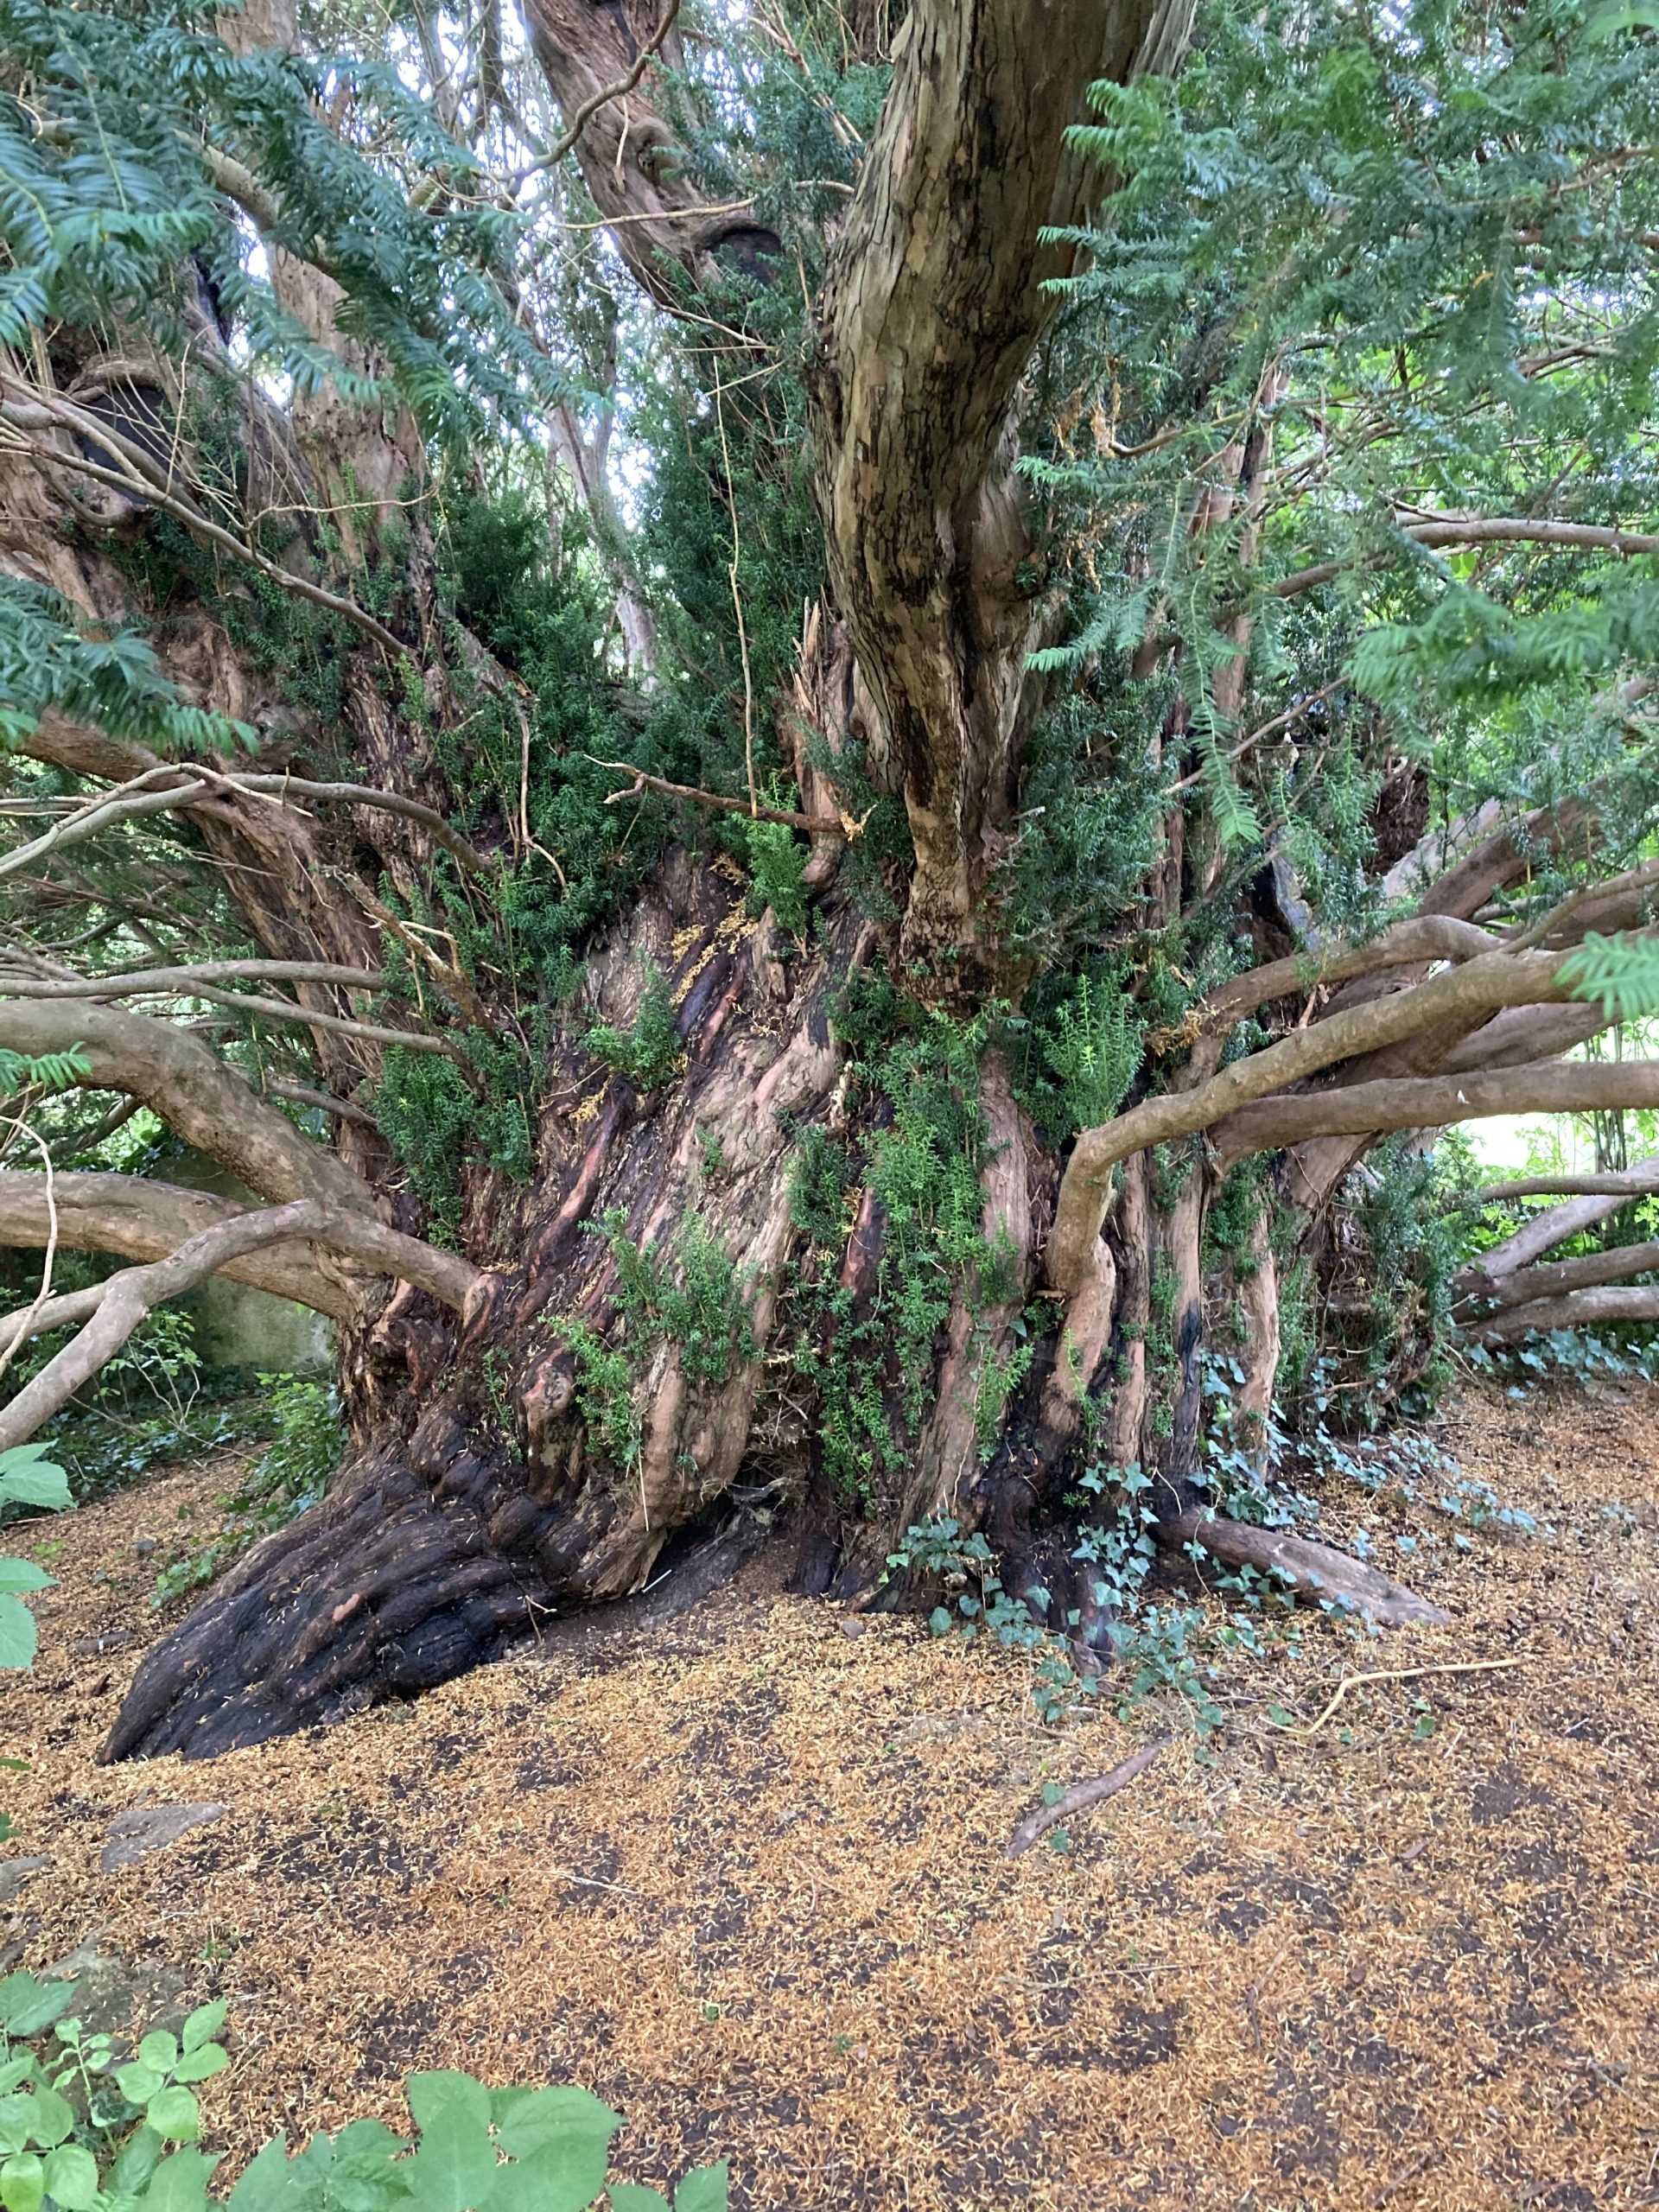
[99,1802,225,1872]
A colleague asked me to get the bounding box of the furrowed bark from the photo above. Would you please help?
[811,0,1194,991]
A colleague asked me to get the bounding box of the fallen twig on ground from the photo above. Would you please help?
[1004,1737,1169,1859]
[1265,1656,1526,1739]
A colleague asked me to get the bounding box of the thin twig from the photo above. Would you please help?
[583,757,843,835]
[712,354,758,817]
[1265,1657,1526,1740]
[1005,1738,1169,1859]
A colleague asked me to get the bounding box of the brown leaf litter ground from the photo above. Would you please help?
[0,1382,1656,2210]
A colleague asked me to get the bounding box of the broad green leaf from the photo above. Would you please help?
[180,2002,227,2056]
[0,2103,31,2159]
[111,2125,164,2196]
[606,2190,670,2211]
[674,2169,728,2212]
[173,2047,229,2085]
[490,2088,624,2162]
[402,2075,497,2212]
[0,1603,37,1673]
[142,2145,219,2212]
[0,1465,70,1514]
[406,2077,493,2142]
[0,1980,72,2038]
[327,2137,414,2212]
[225,2135,299,2212]
[0,2150,41,2212]
[115,2066,165,2107]
[41,2143,99,2209]
[22,2085,71,2149]
[145,2088,201,2143]
[0,1567,50,1597]
[137,2032,179,2074]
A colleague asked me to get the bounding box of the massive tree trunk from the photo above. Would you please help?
[3,0,1654,1761]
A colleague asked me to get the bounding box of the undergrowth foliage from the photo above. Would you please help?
[0,1979,727,2212]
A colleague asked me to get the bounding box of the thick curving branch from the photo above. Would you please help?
[0,1172,353,1319]
[1459,1236,1659,1317]
[1471,1283,1659,1344]
[1049,946,1581,1290]
[0,1200,481,1454]
[0,1000,375,1210]
[1212,1056,1659,1162]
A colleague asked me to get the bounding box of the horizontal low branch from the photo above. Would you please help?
[1457,1185,1651,1285]
[0,960,390,998]
[1479,1166,1659,1202]
[1215,1057,1659,1160]
[0,1172,353,1319]
[1160,1511,1450,1627]
[1050,945,1580,1290]
[1459,1236,1659,1316]
[1274,514,1659,602]
[1472,1283,1659,1345]
[0,1198,480,1453]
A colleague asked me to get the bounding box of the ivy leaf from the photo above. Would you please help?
[402,2075,498,2212]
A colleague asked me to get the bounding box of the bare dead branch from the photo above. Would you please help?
[585,757,844,835]
[0,384,405,657]
[1457,1189,1643,1281]
[1160,1511,1451,1628]
[261,1077,378,1126]
[518,0,682,182]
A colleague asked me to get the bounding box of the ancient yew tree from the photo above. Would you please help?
[3,0,1659,1754]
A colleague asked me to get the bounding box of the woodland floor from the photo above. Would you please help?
[0,1386,1656,2211]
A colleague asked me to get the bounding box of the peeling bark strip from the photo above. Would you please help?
[811,0,1194,990]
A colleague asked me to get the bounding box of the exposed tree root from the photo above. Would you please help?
[1160,1510,1452,1629]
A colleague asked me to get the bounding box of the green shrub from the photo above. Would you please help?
[0,1444,71,1669]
